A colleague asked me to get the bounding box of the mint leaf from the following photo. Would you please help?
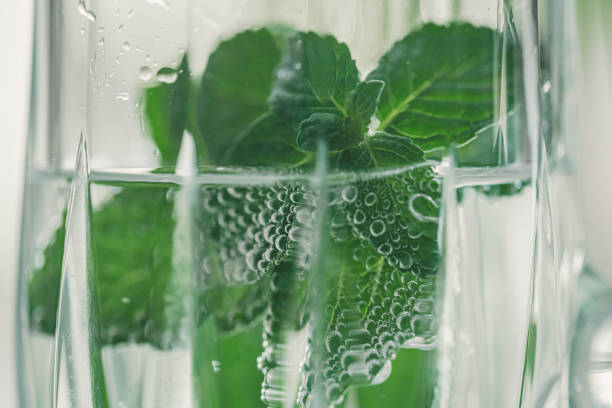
[351,349,436,407]
[198,181,308,286]
[197,29,283,163]
[31,22,518,407]
[346,80,385,133]
[268,32,359,129]
[296,113,360,152]
[337,132,425,170]
[144,57,190,164]
[28,180,301,344]
[29,186,176,347]
[223,114,307,167]
[297,165,440,406]
[194,321,266,408]
[368,23,510,152]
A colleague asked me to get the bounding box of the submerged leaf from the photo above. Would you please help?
[296,113,360,152]
[337,132,425,170]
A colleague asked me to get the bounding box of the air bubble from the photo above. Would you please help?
[369,220,386,237]
[408,193,438,223]
[376,243,393,256]
[364,192,377,207]
[341,186,358,203]
[394,257,411,276]
[352,209,366,225]
[365,255,379,272]
[396,311,411,331]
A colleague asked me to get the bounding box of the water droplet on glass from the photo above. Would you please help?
[211,360,221,372]
[121,297,131,304]
[79,27,85,35]
[156,67,177,83]
[115,92,130,101]
[145,0,171,10]
[78,2,96,22]
[122,41,131,51]
[127,8,134,17]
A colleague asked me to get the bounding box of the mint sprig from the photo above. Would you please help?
[29,22,515,408]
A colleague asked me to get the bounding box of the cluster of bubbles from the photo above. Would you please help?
[198,181,313,286]
[196,165,442,407]
[195,178,315,340]
[297,166,441,407]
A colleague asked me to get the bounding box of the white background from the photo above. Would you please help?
[0,1,33,406]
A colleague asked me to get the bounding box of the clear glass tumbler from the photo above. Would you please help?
[16,0,539,407]
[519,1,612,407]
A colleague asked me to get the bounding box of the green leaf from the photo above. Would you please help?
[197,29,284,163]
[31,22,521,408]
[296,113,360,152]
[299,232,438,406]
[29,186,177,347]
[143,57,190,164]
[268,31,359,128]
[29,180,302,344]
[351,348,436,407]
[368,22,511,152]
[194,320,266,408]
[223,114,308,167]
[337,132,425,170]
[346,80,385,133]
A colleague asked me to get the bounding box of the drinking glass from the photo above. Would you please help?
[16,0,539,407]
[519,1,612,407]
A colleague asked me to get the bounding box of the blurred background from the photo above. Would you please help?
[0,1,33,406]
